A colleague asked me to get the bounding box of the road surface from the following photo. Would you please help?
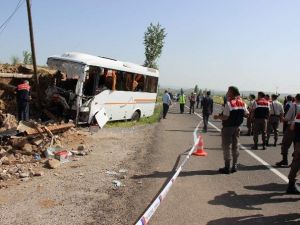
[132,103,300,225]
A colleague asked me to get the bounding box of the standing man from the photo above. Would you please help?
[252,92,270,150]
[276,94,299,166]
[196,93,201,108]
[266,94,284,146]
[214,86,248,174]
[286,94,300,194]
[246,94,256,136]
[162,90,171,119]
[283,95,293,133]
[16,80,31,121]
[189,92,196,114]
[201,91,213,132]
[178,90,186,114]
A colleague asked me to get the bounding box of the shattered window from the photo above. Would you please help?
[144,76,158,93]
[47,58,85,79]
[133,74,145,92]
[124,72,134,91]
[83,66,101,96]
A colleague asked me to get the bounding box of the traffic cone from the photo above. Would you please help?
[192,136,208,156]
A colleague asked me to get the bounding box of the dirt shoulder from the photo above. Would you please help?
[0,124,158,225]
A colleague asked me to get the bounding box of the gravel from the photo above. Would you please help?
[0,125,157,225]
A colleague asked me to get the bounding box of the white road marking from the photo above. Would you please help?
[193,111,289,183]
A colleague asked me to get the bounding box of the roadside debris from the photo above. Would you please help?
[0,116,91,187]
[112,180,122,188]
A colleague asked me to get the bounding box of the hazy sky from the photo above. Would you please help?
[1,0,300,93]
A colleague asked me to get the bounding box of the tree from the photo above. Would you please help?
[194,85,199,94]
[23,50,32,64]
[10,56,20,65]
[199,89,203,96]
[143,23,167,69]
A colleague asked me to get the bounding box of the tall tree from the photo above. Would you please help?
[194,85,199,94]
[199,89,203,96]
[23,50,32,64]
[143,23,167,69]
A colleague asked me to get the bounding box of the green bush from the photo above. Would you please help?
[105,104,162,128]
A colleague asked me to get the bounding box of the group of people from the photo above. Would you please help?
[246,92,300,170]
[162,90,214,133]
[178,91,214,132]
[213,87,300,194]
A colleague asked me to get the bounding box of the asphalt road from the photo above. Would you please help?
[136,103,300,225]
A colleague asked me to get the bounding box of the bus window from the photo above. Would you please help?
[124,72,133,91]
[116,71,125,91]
[104,69,117,91]
[144,76,158,93]
[133,74,145,91]
[83,66,101,96]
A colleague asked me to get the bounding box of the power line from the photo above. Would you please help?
[0,0,25,35]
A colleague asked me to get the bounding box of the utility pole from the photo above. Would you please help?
[26,0,40,104]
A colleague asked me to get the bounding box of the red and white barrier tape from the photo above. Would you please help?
[135,121,202,225]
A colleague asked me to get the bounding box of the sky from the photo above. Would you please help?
[0,0,300,94]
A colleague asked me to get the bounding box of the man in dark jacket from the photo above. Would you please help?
[16,80,31,121]
[201,91,213,132]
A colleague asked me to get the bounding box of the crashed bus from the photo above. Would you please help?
[46,52,159,127]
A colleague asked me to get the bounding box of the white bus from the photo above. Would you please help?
[46,52,159,127]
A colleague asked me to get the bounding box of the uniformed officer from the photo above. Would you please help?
[252,92,270,150]
[246,94,256,136]
[286,93,300,194]
[276,94,299,167]
[266,94,284,146]
[179,90,186,114]
[16,80,31,121]
[214,86,248,174]
[283,95,293,133]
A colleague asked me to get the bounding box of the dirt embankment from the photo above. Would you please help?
[0,124,158,225]
[0,64,57,115]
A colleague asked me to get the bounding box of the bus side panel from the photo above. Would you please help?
[131,92,157,119]
[90,91,157,121]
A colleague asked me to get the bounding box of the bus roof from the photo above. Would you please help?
[47,52,159,77]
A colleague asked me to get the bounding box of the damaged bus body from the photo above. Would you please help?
[47,52,159,127]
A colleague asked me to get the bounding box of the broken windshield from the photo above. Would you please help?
[47,58,86,79]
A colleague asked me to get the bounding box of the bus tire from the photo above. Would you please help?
[131,110,140,121]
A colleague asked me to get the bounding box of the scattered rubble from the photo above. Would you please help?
[112,180,122,188]
[0,117,91,187]
[46,159,61,169]
[0,111,18,132]
[0,63,95,189]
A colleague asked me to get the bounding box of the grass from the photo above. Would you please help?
[105,104,162,128]
[213,96,225,105]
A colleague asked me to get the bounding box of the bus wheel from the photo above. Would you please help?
[131,110,140,121]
